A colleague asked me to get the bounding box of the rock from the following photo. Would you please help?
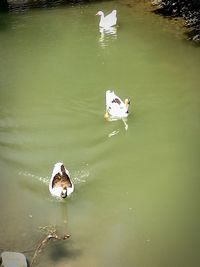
[151,0,162,6]
[193,34,200,42]
[153,0,200,44]
[0,252,28,267]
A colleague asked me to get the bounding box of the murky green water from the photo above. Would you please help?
[0,1,200,266]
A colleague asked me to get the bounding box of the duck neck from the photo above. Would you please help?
[124,99,130,110]
[125,103,129,110]
[99,13,105,27]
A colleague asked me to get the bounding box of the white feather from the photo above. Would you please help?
[105,90,129,119]
[96,10,117,29]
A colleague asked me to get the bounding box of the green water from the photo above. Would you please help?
[0,1,200,267]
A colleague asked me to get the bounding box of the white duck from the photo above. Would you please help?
[96,10,117,29]
[49,162,74,199]
[104,90,130,120]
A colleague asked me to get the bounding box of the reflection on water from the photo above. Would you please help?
[122,118,128,131]
[108,129,120,138]
[60,202,68,225]
[107,118,128,137]
[98,26,117,48]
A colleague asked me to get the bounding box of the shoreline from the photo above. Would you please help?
[120,0,200,45]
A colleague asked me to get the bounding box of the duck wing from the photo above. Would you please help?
[60,164,73,188]
[106,90,125,110]
[52,173,62,188]
[102,10,117,28]
[51,163,72,188]
[106,90,128,118]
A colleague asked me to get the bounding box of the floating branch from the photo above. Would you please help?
[30,225,70,267]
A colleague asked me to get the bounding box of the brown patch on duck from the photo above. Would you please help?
[52,166,72,189]
[112,98,121,105]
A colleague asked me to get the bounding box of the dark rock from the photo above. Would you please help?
[153,0,200,44]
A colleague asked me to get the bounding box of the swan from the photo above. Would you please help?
[96,10,117,29]
[104,90,130,120]
[49,162,74,199]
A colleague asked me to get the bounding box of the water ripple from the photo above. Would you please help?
[18,167,89,186]
[73,169,89,184]
[18,171,49,185]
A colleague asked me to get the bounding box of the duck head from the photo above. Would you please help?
[96,11,104,16]
[61,188,67,198]
[124,98,130,109]
[104,111,109,119]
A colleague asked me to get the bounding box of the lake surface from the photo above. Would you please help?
[0,1,200,266]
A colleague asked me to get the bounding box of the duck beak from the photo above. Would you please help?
[125,98,130,106]
[104,112,109,119]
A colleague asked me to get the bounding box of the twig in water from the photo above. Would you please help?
[30,226,70,267]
